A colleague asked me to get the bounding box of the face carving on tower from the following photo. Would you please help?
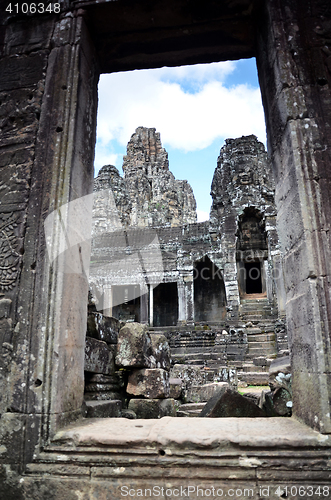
[238,169,252,184]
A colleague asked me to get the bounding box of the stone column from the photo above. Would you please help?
[257,0,331,432]
[177,281,186,324]
[149,285,154,326]
[103,287,113,317]
[184,276,194,324]
[140,286,148,324]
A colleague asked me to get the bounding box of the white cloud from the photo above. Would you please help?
[95,61,266,172]
[197,210,210,222]
[94,146,120,172]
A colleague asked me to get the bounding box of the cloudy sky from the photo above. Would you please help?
[95,58,266,221]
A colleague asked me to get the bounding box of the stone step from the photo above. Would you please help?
[240,303,271,309]
[241,306,271,313]
[237,372,269,385]
[170,342,216,349]
[247,347,276,357]
[241,364,268,373]
[248,333,276,342]
[240,299,269,305]
[179,403,206,416]
[247,341,276,350]
[241,315,276,321]
[245,327,263,335]
[247,340,276,349]
[171,346,226,355]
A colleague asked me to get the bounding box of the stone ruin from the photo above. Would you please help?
[85,127,290,419]
[1,0,331,496]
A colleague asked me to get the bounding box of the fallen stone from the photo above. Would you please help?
[272,387,292,416]
[170,364,204,390]
[215,366,238,389]
[200,388,267,417]
[253,356,272,367]
[115,323,152,368]
[269,355,291,376]
[169,378,182,399]
[126,368,170,399]
[238,372,269,386]
[84,400,122,418]
[186,382,229,403]
[268,356,292,396]
[176,410,190,417]
[178,402,205,416]
[259,388,292,417]
[150,334,171,371]
[259,389,278,416]
[85,337,115,375]
[87,312,122,344]
[121,409,137,419]
[128,398,176,418]
[84,373,123,401]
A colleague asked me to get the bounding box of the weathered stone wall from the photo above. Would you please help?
[0,9,98,474]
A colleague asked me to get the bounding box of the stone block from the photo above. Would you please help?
[200,388,267,418]
[169,378,183,399]
[272,388,292,417]
[127,369,170,399]
[253,356,271,367]
[238,372,269,385]
[87,312,121,344]
[84,337,115,375]
[269,355,291,376]
[186,382,229,403]
[128,398,176,418]
[0,52,48,91]
[115,323,152,368]
[84,400,122,418]
[170,364,204,390]
[150,334,171,371]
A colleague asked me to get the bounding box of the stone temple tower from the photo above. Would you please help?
[122,127,197,228]
[210,135,286,321]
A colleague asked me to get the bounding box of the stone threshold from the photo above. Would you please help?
[52,416,331,451]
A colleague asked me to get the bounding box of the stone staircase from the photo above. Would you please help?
[237,298,278,385]
[239,297,276,320]
[149,299,281,387]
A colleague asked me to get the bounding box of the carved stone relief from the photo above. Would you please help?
[0,212,21,291]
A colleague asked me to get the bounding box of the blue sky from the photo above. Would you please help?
[95,58,266,221]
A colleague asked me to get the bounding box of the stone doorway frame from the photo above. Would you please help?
[1,0,331,473]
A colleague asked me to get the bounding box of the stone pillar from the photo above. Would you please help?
[149,285,154,326]
[177,281,186,323]
[223,262,240,319]
[140,287,148,324]
[257,0,331,432]
[184,276,194,324]
[103,287,112,317]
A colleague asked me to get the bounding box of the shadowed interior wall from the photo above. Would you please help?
[194,257,227,322]
[153,282,178,326]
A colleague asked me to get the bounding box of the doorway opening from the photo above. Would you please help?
[245,261,262,294]
[194,256,226,322]
[153,282,178,326]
